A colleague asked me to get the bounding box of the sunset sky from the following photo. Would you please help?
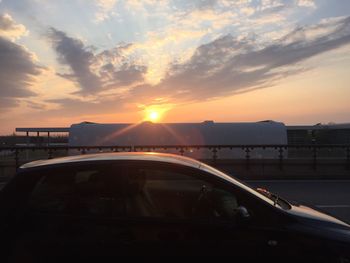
[0,0,350,135]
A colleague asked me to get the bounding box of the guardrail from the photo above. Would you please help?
[0,144,349,170]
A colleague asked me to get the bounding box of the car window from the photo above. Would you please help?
[28,165,126,217]
[123,165,242,221]
[199,162,277,207]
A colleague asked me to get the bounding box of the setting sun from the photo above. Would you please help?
[142,104,173,122]
[143,108,162,122]
[148,111,160,122]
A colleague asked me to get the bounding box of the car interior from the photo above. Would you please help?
[27,166,240,222]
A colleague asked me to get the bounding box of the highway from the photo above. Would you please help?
[247,180,350,224]
[1,180,350,223]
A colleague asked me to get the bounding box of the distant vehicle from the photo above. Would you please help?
[1,152,349,261]
[68,120,288,158]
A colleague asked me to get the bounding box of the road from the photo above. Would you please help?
[247,180,350,223]
[1,180,350,223]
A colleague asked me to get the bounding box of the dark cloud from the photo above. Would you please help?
[0,36,43,110]
[47,28,147,95]
[48,28,102,94]
[96,46,147,88]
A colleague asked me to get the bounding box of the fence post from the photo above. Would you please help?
[278,146,284,170]
[48,148,53,159]
[346,146,350,171]
[245,147,250,170]
[15,148,19,169]
[179,147,184,156]
[212,147,218,164]
[312,145,317,170]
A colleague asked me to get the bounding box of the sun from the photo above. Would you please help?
[142,104,172,122]
[149,111,159,121]
[145,110,160,122]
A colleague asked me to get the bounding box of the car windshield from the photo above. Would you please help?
[199,163,292,210]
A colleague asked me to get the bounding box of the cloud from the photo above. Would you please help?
[24,100,48,110]
[0,13,28,40]
[259,0,284,11]
[0,36,44,110]
[47,28,147,95]
[95,0,117,12]
[94,0,118,22]
[48,28,102,94]
[296,0,316,8]
[46,95,132,117]
[178,0,219,10]
[95,46,147,87]
[49,16,350,114]
[139,16,350,102]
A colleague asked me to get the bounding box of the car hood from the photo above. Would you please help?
[285,204,350,248]
[287,204,350,228]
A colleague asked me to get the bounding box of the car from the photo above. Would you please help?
[0,152,349,261]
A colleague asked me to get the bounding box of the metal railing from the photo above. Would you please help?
[0,144,349,170]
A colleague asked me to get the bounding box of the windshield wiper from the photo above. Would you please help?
[256,188,291,209]
[271,193,280,207]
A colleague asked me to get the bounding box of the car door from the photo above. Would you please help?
[119,161,289,258]
[9,162,134,261]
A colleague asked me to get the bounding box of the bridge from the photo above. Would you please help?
[1,144,350,223]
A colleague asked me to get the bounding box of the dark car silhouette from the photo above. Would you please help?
[1,152,349,261]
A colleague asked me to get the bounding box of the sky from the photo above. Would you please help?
[0,0,350,134]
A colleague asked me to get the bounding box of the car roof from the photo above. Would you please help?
[20,152,202,170]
